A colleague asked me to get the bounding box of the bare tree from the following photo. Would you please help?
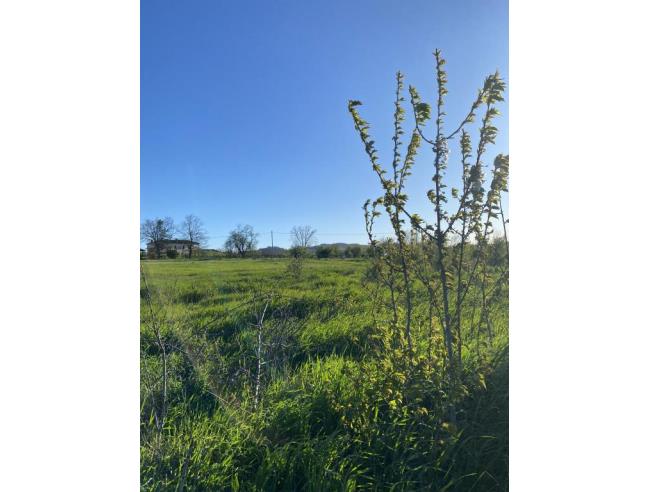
[224,224,258,257]
[141,217,175,259]
[253,297,270,410]
[290,225,317,248]
[180,214,208,258]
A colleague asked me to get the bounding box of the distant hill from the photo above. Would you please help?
[307,243,368,252]
[256,243,369,256]
[257,246,288,256]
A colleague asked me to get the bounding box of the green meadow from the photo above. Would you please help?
[141,257,508,491]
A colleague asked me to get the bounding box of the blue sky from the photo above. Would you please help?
[141,0,508,249]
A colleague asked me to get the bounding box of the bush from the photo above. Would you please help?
[316,246,329,258]
[166,249,178,259]
[316,245,338,259]
[286,256,303,279]
[290,246,308,258]
[348,245,363,258]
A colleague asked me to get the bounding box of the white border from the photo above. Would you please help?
[0,1,139,490]
[511,0,648,489]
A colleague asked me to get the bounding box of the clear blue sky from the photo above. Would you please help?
[141,0,508,249]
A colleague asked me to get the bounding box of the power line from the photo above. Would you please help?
[269,231,392,236]
[207,231,392,237]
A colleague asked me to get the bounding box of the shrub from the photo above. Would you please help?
[316,245,338,259]
[315,246,329,258]
[286,256,303,279]
[289,246,308,258]
[166,249,178,259]
[348,245,363,258]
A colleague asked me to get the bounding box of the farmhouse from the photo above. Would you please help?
[147,239,199,257]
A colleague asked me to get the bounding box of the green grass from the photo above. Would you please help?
[141,258,508,491]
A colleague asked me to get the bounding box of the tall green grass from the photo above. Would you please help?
[141,259,507,491]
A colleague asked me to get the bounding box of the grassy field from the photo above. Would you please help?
[141,258,508,491]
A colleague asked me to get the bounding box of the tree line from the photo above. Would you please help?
[141,219,360,259]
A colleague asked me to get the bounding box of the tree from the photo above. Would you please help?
[180,214,208,258]
[224,224,258,257]
[141,217,175,259]
[316,245,333,259]
[290,225,317,248]
[347,245,363,258]
[349,49,508,423]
